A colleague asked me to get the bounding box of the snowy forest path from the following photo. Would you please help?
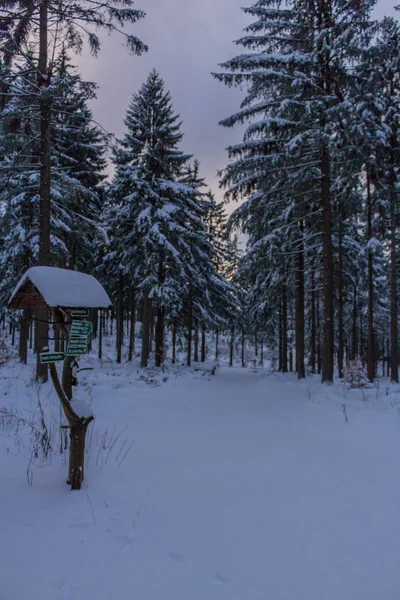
[1,365,400,599]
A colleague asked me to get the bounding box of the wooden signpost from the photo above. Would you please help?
[8,266,111,490]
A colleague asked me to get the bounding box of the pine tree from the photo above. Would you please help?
[105,71,216,367]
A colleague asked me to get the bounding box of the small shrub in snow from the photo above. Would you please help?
[344,360,371,389]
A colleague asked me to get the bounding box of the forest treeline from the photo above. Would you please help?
[0,1,400,384]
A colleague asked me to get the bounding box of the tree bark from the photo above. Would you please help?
[229,324,234,367]
[337,210,344,379]
[215,329,219,362]
[201,327,206,362]
[98,310,103,360]
[366,170,375,381]
[35,0,51,383]
[241,328,245,368]
[352,285,358,361]
[187,285,193,367]
[390,151,398,382]
[310,270,316,372]
[321,143,334,383]
[282,285,288,373]
[128,290,136,362]
[172,319,177,365]
[194,326,199,363]
[155,306,165,367]
[140,292,151,368]
[296,221,305,379]
[19,309,29,364]
[116,272,124,364]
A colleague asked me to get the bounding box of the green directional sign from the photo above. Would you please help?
[67,343,88,356]
[70,320,92,337]
[71,309,89,318]
[40,352,65,364]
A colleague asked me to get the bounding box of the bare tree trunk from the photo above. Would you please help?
[321,144,334,383]
[279,302,283,371]
[187,286,193,367]
[194,326,199,363]
[241,328,245,368]
[201,327,206,362]
[116,272,124,364]
[155,307,165,367]
[366,171,375,381]
[229,324,234,367]
[128,290,136,362]
[390,158,398,382]
[172,320,177,365]
[19,309,29,364]
[282,286,288,373]
[352,285,358,361]
[98,310,103,360]
[310,270,316,372]
[215,329,219,362]
[36,0,51,383]
[140,292,151,368]
[337,210,344,379]
[296,222,305,379]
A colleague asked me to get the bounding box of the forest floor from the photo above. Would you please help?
[1,354,400,599]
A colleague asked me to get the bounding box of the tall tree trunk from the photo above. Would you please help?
[366,171,375,381]
[172,319,177,365]
[215,329,219,361]
[140,292,151,368]
[19,309,29,364]
[282,285,288,373]
[279,302,283,371]
[241,328,245,368]
[321,144,334,383]
[194,326,199,363]
[98,310,103,360]
[310,270,316,372]
[201,326,206,362]
[317,295,322,375]
[155,307,165,367]
[116,272,124,364]
[229,324,234,367]
[337,210,344,379]
[352,285,358,361]
[187,285,193,367]
[128,290,136,362]
[36,0,51,383]
[296,222,305,379]
[390,155,398,382]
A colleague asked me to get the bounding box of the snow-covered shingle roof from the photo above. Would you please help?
[9,267,112,310]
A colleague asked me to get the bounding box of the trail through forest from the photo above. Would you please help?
[1,363,400,600]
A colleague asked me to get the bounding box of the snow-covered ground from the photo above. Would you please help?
[1,355,400,600]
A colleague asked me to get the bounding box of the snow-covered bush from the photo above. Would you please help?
[344,360,370,389]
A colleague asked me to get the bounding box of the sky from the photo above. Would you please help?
[79,0,398,204]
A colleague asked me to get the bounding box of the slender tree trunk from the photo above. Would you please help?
[155,307,165,367]
[241,328,245,368]
[19,310,29,364]
[128,290,136,362]
[215,329,219,361]
[279,303,283,371]
[296,222,305,379]
[260,340,264,367]
[140,292,151,368]
[172,319,177,365]
[317,296,322,375]
[229,324,234,367]
[255,331,258,357]
[310,270,316,372]
[390,157,398,382]
[352,285,358,361]
[187,285,193,367]
[337,210,344,379]
[194,326,199,363]
[321,144,334,383]
[98,310,103,360]
[116,272,124,364]
[282,286,288,373]
[366,171,375,381]
[36,0,51,383]
[201,327,206,362]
